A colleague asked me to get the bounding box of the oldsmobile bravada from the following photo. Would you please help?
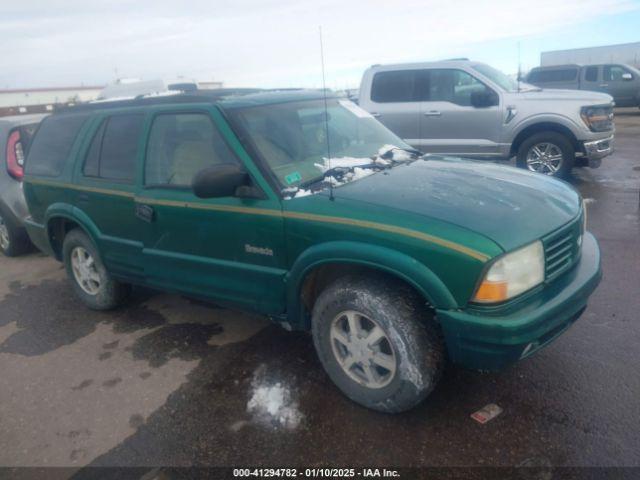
[23,91,601,412]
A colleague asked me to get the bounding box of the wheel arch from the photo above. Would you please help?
[44,204,100,261]
[285,241,457,330]
[510,121,581,157]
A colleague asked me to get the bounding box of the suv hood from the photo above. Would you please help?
[513,89,613,104]
[327,157,581,252]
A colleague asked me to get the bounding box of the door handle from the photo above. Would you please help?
[77,193,90,202]
[135,203,155,223]
[599,84,609,87]
[424,111,441,116]
[370,112,381,117]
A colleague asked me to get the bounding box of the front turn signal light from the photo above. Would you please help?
[474,280,509,303]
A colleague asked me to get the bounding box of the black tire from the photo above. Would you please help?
[516,131,575,178]
[62,229,130,310]
[0,211,32,257]
[311,275,445,413]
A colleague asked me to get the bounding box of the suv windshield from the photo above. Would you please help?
[230,98,413,191]
[472,64,519,92]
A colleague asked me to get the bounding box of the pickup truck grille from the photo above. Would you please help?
[543,215,583,281]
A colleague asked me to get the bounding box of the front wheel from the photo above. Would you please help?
[311,275,444,413]
[516,131,575,178]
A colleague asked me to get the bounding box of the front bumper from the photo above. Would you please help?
[437,232,601,371]
[582,135,614,167]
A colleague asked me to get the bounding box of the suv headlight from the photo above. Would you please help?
[580,105,613,132]
[473,240,544,303]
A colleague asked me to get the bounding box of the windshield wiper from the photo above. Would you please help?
[299,162,381,189]
[378,145,423,160]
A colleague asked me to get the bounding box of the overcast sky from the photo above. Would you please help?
[1,0,640,90]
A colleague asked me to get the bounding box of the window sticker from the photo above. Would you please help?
[284,171,302,185]
[338,100,374,119]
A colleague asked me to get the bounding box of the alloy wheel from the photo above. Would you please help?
[0,215,9,251]
[71,246,101,295]
[526,142,564,175]
[330,310,397,389]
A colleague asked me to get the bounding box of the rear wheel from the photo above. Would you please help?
[63,229,130,310]
[0,212,31,257]
[311,275,444,413]
[516,131,575,178]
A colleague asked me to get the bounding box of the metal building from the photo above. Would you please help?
[541,42,640,68]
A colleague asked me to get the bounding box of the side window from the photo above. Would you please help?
[83,120,106,177]
[82,114,144,183]
[427,69,494,106]
[371,71,417,103]
[585,66,598,82]
[145,113,238,187]
[25,113,90,177]
[529,68,577,83]
[99,114,145,182]
[604,65,632,81]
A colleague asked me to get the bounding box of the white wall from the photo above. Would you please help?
[541,42,640,68]
[0,88,102,108]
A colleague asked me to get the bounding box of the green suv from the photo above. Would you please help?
[23,90,601,412]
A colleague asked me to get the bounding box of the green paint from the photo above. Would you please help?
[23,91,601,371]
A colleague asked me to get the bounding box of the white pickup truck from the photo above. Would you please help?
[358,59,615,177]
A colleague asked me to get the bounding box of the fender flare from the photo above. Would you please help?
[285,241,457,329]
[511,113,584,137]
[43,203,102,259]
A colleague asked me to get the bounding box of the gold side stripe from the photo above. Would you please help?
[24,179,489,262]
[282,211,490,261]
[25,178,135,198]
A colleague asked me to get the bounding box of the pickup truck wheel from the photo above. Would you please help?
[0,212,31,257]
[517,131,574,178]
[63,229,130,310]
[311,275,444,413]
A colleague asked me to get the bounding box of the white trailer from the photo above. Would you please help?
[541,42,640,68]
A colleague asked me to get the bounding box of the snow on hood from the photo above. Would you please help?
[283,145,410,199]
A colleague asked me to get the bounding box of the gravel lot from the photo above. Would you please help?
[1,109,639,473]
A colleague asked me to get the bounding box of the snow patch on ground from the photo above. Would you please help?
[247,365,302,430]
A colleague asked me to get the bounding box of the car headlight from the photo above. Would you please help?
[473,240,544,303]
[580,105,613,132]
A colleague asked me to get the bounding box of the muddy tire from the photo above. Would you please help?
[311,275,444,413]
[63,229,130,310]
[516,131,575,178]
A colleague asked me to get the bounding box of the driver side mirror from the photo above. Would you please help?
[470,89,498,108]
[621,72,633,81]
[192,163,262,199]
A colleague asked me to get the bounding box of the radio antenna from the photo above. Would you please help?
[319,26,334,201]
[517,41,522,93]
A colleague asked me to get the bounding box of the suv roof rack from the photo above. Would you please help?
[54,88,265,113]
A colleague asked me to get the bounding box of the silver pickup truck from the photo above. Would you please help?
[358,60,615,177]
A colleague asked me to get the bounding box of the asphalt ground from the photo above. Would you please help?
[0,109,638,478]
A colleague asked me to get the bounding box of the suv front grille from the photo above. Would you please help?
[543,215,583,281]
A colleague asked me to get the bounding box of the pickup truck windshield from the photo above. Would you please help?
[231,99,412,189]
[472,64,519,92]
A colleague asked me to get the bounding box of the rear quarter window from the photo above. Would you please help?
[25,113,89,177]
[371,70,417,103]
